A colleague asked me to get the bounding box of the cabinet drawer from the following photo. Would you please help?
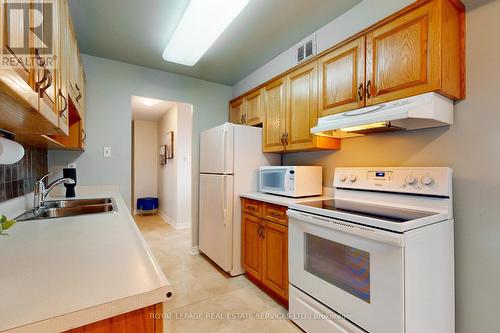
[241,198,262,217]
[263,203,288,225]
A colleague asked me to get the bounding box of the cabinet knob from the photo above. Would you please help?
[357,83,363,101]
[366,80,372,99]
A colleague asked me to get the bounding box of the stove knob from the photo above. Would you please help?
[349,175,357,183]
[421,176,434,186]
[405,176,417,185]
[339,175,347,182]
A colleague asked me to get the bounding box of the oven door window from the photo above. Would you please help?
[261,169,286,191]
[304,233,370,303]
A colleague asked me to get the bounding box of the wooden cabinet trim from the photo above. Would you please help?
[63,303,163,333]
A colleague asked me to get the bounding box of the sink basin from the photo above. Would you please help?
[16,198,117,222]
[45,198,113,208]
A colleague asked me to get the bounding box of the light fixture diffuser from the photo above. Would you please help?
[163,0,250,66]
[141,97,160,107]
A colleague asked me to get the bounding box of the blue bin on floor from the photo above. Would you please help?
[137,197,159,215]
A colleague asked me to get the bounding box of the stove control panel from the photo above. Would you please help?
[334,167,452,197]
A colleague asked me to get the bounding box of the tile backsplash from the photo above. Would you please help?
[0,145,48,202]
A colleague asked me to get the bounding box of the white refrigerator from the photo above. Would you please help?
[199,123,279,276]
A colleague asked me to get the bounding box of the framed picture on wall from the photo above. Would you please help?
[166,131,174,159]
[159,145,166,165]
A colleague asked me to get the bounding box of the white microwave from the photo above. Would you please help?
[259,166,322,198]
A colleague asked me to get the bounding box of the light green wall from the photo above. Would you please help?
[49,55,232,247]
[284,1,500,331]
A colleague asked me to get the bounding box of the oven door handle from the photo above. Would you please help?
[287,210,405,247]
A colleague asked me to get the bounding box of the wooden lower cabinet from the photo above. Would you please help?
[242,213,263,280]
[64,303,163,333]
[262,220,288,300]
[241,198,288,305]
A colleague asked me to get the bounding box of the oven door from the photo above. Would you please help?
[260,168,290,195]
[288,210,405,333]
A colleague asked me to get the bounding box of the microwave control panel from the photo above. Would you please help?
[288,170,295,191]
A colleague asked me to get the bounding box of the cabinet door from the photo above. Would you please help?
[242,213,263,280]
[366,2,439,105]
[229,99,244,124]
[285,61,318,151]
[2,0,33,87]
[263,77,286,153]
[244,89,263,125]
[34,0,59,129]
[319,36,365,117]
[56,0,69,135]
[262,220,288,299]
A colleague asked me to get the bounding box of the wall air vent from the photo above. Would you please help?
[296,36,316,64]
[297,45,305,62]
[305,40,314,58]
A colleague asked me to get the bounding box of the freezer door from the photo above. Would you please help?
[199,174,234,272]
[200,123,234,174]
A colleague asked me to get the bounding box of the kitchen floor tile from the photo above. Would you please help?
[134,214,302,333]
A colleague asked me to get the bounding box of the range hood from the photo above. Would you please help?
[312,92,454,138]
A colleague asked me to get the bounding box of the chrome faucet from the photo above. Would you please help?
[33,172,76,211]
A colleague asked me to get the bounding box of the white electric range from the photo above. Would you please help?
[287,167,455,333]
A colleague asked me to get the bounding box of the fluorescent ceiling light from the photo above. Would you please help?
[141,97,160,107]
[163,0,250,66]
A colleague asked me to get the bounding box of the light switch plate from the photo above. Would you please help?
[103,146,112,158]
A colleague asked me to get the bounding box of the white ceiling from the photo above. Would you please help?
[131,96,176,121]
[68,0,361,85]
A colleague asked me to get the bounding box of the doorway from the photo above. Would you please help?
[131,95,193,230]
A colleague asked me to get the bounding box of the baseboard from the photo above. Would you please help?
[190,246,200,255]
[158,210,191,230]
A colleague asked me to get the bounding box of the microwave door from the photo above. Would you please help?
[261,168,287,193]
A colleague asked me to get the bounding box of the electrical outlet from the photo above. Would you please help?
[103,146,112,158]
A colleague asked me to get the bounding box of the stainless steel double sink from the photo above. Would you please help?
[16,198,117,222]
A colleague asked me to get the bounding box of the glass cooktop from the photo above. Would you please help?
[297,199,437,223]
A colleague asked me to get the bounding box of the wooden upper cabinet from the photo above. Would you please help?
[286,61,318,151]
[229,98,244,124]
[244,89,263,125]
[319,36,365,117]
[263,77,286,153]
[366,0,465,104]
[242,213,263,280]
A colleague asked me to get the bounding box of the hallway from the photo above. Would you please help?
[134,215,302,333]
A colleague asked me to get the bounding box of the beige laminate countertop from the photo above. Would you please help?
[240,191,333,207]
[0,191,171,333]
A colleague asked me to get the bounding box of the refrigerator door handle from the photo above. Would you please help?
[222,126,227,173]
[222,176,227,225]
